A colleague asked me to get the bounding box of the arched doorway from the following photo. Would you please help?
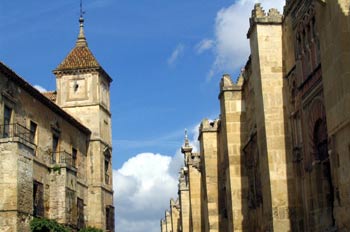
[312,117,335,229]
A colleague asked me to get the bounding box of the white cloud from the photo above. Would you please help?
[33,85,47,92]
[208,0,285,79]
[195,39,215,54]
[114,153,182,232]
[167,44,185,65]
[114,125,201,232]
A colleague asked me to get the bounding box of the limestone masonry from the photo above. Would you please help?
[0,16,114,231]
[161,1,350,231]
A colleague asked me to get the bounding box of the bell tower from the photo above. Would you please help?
[53,13,114,230]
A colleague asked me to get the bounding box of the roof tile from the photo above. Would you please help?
[55,46,100,71]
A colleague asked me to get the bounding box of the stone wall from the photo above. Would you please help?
[312,1,350,230]
[160,2,350,231]
[0,65,92,230]
[199,119,220,231]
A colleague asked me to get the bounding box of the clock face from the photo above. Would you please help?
[68,78,87,100]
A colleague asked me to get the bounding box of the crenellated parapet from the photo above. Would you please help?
[170,198,180,211]
[187,152,201,171]
[199,118,220,134]
[178,167,189,191]
[219,74,243,99]
[247,3,283,38]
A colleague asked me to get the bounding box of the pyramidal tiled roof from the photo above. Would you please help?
[55,46,100,71]
[54,17,101,72]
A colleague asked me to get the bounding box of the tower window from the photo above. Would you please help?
[105,158,109,184]
[74,81,79,92]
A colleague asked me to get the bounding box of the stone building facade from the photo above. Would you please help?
[161,1,350,231]
[0,16,114,231]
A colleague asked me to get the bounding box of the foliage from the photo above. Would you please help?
[30,217,69,232]
[52,164,61,174]
[78,227,103,232]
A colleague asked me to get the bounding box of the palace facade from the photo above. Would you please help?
[0,16,114,231]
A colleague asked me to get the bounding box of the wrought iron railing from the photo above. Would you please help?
[51,151,75,168]
[0,123,34,144]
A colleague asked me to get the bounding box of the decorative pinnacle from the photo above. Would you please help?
[184,129,190,147]
[76,0,87,47]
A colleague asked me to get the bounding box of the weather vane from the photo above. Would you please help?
[80,0,85,18]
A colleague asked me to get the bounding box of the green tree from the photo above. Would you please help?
[30,218,69,232]
[78,227,103,232]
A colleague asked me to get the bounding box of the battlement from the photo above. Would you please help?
[178,167,189,191]
[188,152,201,170]
[220,74,243,89]
[170,198,180,209]
[199,119,220,133]
[247,3,283,38]
[220,74,234,88]
[219,74,243,100]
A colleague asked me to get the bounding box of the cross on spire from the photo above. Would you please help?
[80,0,85,18]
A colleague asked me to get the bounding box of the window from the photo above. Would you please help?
[3,105,12,138]
[30,121,37,144]
[106,206,114,231]
[33,181,44,217]
[104,149,111,185]
[77,198,85,229]
[314,119,328,161]
[66,188,75,225]
[105,158,109,184]
[52,134,59,163]
[72,148,77,168]
[295,7,320,83]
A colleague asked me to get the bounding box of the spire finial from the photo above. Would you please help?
[76,0,87,47]
[80,0,84,18]
[184,129,190,147]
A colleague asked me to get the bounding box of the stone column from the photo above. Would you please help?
[187,153,202,232]
[179,168,190,232]
[161,219,167,232]
[247,4,292,231]
[181,133,202,232]
[199,119,219,232]
[218,74,248,232]
[170,199,180,232]
[165,211,172,232]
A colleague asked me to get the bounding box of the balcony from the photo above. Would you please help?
[0,123,35,145]
[51,150,75,168]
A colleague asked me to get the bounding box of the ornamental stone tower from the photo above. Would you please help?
[53,16,114,230]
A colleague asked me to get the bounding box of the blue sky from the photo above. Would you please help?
[0,0,232,167]
[0,0,284,231]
